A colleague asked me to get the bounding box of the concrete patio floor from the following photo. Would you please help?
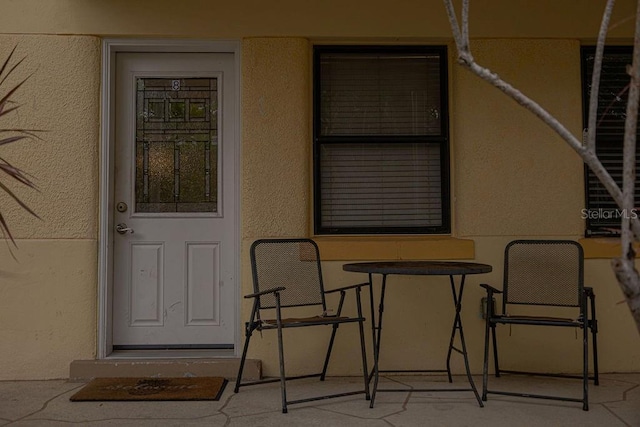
[0,373,638,426]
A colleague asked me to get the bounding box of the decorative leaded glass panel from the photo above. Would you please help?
[135,78,218,213]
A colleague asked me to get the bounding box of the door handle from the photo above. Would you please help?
[115,223,134,235]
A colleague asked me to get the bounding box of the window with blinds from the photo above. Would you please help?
[313,46,450,235]
[582,47,640,236]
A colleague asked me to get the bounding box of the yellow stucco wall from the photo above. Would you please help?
[453,39,584,237]
[0,36,100,379]
[0,0,638,380]
[241,38,311,239]
[0,0,636,40]
[241,37,640,378]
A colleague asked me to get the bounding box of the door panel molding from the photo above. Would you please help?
[99,39,241,359]
[186,242,221,326]
[128,242,164,326]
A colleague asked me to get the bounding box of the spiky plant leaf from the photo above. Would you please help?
[0,45,42,253]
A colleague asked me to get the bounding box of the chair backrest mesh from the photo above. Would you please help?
[250,239,326,310]
[503,240,584,309]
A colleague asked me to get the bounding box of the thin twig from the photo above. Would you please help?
[588,0,616,153]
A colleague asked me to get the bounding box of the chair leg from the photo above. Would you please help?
[234,324,253,393]
[235,300,259,394]
[275,295,288,414]
[321,289,348,381]
[587,288,599,385]
[482,316,491,401]
[592,324,599,385]
[320,324,339,381]
[491,324,500,378]
[276,325,288,413]
[582,322,589,411]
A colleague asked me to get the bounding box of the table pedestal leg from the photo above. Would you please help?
[366,272,483,409]
[368,274,387,408]
[447,274,483,407]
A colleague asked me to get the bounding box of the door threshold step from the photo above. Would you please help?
[69,358,261,383]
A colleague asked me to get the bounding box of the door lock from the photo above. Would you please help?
[116,202,128,213]
[115,223,134,235]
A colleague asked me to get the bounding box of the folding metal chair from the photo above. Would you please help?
[234,238,370,413]
[481,240,599,410]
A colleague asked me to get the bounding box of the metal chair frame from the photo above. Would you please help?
[481,240,599,411]
[234,238,370,413]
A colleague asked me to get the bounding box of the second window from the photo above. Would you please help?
[313,46,450,235]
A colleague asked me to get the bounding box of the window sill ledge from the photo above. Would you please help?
[579,237,640,259]
[313,236,475,261]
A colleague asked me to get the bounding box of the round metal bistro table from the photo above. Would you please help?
[342,261,493,408]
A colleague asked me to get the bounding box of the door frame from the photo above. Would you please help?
[99,39,241,359]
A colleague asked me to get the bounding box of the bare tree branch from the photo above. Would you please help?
[461,0,470,51]
[443,0,465,50]
[614,0,640,332]
[453,36,640,238]
[442,0,640,334]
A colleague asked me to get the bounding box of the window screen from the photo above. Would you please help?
[313,46,450,235]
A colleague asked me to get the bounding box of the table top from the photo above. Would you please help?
[342,261,492,276]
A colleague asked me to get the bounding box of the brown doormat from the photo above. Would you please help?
[70,377,227,402]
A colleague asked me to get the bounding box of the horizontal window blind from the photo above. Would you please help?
[314,46,449,235]
[582,48,640,235]
[320,53,442,136]
[320,142,442,228]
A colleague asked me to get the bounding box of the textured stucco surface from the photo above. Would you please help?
[452,39,584,237]
[241,38,311,239]
[0,36,100,239]
[0,0,636,40]
[0,3,637,381]
[0,240,97,380]
[239,38,640,378]
[0,35,100,380]
[240,38,313,373]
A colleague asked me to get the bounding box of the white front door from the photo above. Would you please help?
[112,52,236,349]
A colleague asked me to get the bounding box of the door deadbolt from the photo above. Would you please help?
[116,202,128,213]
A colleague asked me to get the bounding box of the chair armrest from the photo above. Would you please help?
[480,283,502,294]
[480,283,501,319]
[244,286,286,299]
[324,282,370,294]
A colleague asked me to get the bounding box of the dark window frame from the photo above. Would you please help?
[312,45,451,235]
[581,46,640,237]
